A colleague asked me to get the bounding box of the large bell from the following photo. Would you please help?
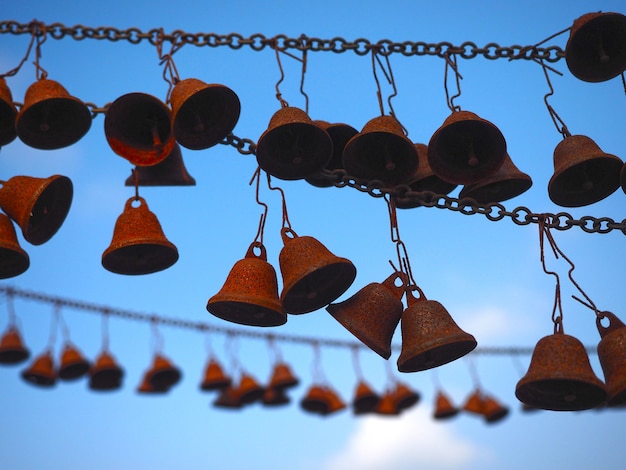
[342,115,418,186]
[566,12,626,83]
[352,380,381,415]
[256,106,333,180]
[397,289,477,372]
[0,213,29,279]
[16,78,91,150]
[21,350,56,387]
[102,196,178,275]
[88,351,124,391]
[428,110,506,185]
[433,390,459,420]
[326,271,407,359]
[596,311,626,407]
[515,331,607,411]
[0,77,17,146]
[548,134,622,207]
[199,357,232,391]
[104,92,175,166]
[170,78,240,150]
[306,121,358,188]
[0,174,73,246]
[207,241,286,327]
[124,144,196,187]
[58,342,91,380]
[279,228,356,314]
[0,326,30,364]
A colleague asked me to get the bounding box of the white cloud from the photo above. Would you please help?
[459,305,537,344]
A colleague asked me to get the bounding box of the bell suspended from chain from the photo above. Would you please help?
[565,12,626,83]
[375,390,400,416]
[0,213,29,279]
[0,174,73,246]
[235,372,265,405]
[124,144,196,187]
[433,390,459,420]
[392,382,421,412]
[0,77,17,146]
[256,106,333,180]
[268,361,300,390]
[262,386,291,407]
[213,385,244,409]
[199,357,232,391]
[21,350,56,387]
[170,78,241,150]
[306,121,358,188]
[58,342,91,380]
[352,380,381,415]
[481,394,509,424]
[145,353,182,392]
[89,350,124,391]
[102,196,178,275]
[596,311,626,407]
[0,325,30,364]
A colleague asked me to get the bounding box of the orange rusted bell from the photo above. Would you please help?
[0,213,29,279]
[566,12,626,82]
[596,311,626,407]
[342,115,418,186]
[392,382,420,412]
[0,77,17,146]
[306,121,358,188]
[256,106,333,180]
[321,387,347,416]
[170,78,240,150]
[459,152,532,204]
[58,342,91,380]
[548,134,622,207]
[301,384,330,415]
[268,361,299,389]
[481,395,509,424]
[21,350,56,387]
[0,326,30,364]
[397,289,477,372]
[16,78,91,150]
[326,271,407,359]
[463,389,486,416]
[104,92,175,166]
[88,350,124,391]
[124,144,196,187]
[428,110,506,185]
[102,196,178,275]
[262,386,291,406]
[0,175,73,246]
[236,372,265,405]
[375,390,400,416]
[515,330,607,411]
[137,373,168,394]
[146,354,182,391]
[199,357,232,391]
[433,390,459,420]
[352,380,381,415]
[279,228,356,314]
[213,385,244,409]
[207,241,286,326]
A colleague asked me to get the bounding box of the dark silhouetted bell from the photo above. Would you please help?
[342,115,418,186]
[459,152,532,204]
[89,351,124,391]
[170,78,240,150]
[104,92,175,166]
[397,289,477,372]
[515,331,607,411]
[207,242,286,326]
[0,326,30,364]
[213,385,244,409]
[16,78,91,150]
[352,380,381,415]
[262,386,291,406]
[279,228,356,314]
[482,395,509,424]
[236,372,265,405]
[256,106,333,180]
[392,382,420,412]
[199,357,232,391]
[596,311,626,407]
[58,343,91,380]
[21,350,56,387]
[268,361,299,390]
[0,213,29,279]
[375,391,400,416]
[428,110,506,185]
[548,134,622,207]
[102,196,178,275]
[0,77,17,146]
[326,271,407,359]
[566,12,626,82]
[433,390,459,420]
[147,354,182,391]
[306,121,358,188]
[124,144,196,187]
[0,174,73,246]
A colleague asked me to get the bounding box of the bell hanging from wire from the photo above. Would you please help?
[375,390,400,416]
[305,121,358,188]
[565,12,626,83]
[596,311,626,407]
[300,384,330,415]
[213,385,244,409]
[548,134,622,207]
[256,106,333,180]
[88,350,124,391]
[235,372,265,405]
[392,381,421,412]
[102,196,178,275]
[170,78,241,150]
[199,357,232,391]
[0,174,73,246]
[433,390,459,420]
[57,342,91,380]
[0,213,29,279]
[481,394,509,424]
[0,325,30,364]
[0,77,17,146]
[124,144,196,187]
[352,380,381,415]
[21,350,56,387]
[462,389,486,416]
[262,386,291,407]
[268,361,300,390]
[145,353,182,391]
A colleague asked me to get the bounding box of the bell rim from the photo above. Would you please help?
[206,298,287,327]
[397,336,478,372]
[101,241,179,275]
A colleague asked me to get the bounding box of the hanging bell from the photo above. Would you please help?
[0,174,73,246]
[462,389,486,416]
[170,78,240,150]
[0,326,30,364]
[21,350,56,387]
[146,354,182,391]
[326,271,407,359]
[88,351,124,391]
[104,92,175,166]
[0,213,29,279]
[548,134,622,207]
[213,385,244,409]
[427,110,506,185]
[306,121,358,188]
[342,115,418,186]
[320,386,347,416]
[397,289,477,372]
[199,357,232,391]
[596,311,626,407]
[124,144,196,187]
[352,380,381,415]
[236,372,265,405]
[392,382,421,412]
[58,343,91,380]
[459,152,532,204]
[433,390,459,420]
[481,395,509,424]
[0,77,17,146]
[262,386,291,407]
[515,330,607,411]
[300,384,330,415]
[565,12,626,83]
[256,106,333,180]
[102,196,178,275]
[16,78,91,150]
[268,361,300,390]
[279,228,356,314]
[207,241,286,327]
[375,390,400,416]
[137,372,168,394]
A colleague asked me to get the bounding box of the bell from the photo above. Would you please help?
[199,357,232,391]
[88,351,124,391]
[236,372,265,405]
[0,213,29,279]
[256,106,333,180]
[596,311,626,407]
[548,134,622,207]
[433,390,459,420]
[565,12,626,82]
[124,144,196,187]
[375,391,400,416]
[0,326,30,364]
[104,92,175,166]
[16,78,91,150]
[515,331,607,411]
[392,382,420,411]
[58,343,91,380]
[327,271,407,359]
[21,350,56,387]
[137,372,168,394]
[301,384,330,415]
[146,354,182,391]
[342,115,418,186]
[320,387,347,416]
[0,77,17,146]
[0,174,73,246]
[397,289,477,372]
[279,228,356,314]
[262,386,291,407]
[427,110,506,185]
[352,380,381,415]
[213,385,244,409]
[463,389,486,416]
[481,395,509,424]
[306,122,358,188]
[170,78,240,150]
[102,196,178,275]
[268,362,299,389]
[459,152,532,204]
[207,241,286,326]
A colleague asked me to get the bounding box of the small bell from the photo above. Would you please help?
[481,395,509,424]
[21,350,56,387]
[58,343,91,380]
[306,122,358,188]
[213,385,244,409]
[596,311,626,407]
[301,384,330,415]
[268,362,299,390]
[199,357,232,391]
[124,144,196,187]
[433,390,459,420]
[88,351,124,391]
[392,382,420,412]
[0,326,30,364]
[236,372,265,405]
[0,213,29,279]
[462,389,486,416]
[0,77,17,146]
[352,380,381,415]
[262,386,291,407]
[319,386,347,416]
[375,391,400,416]
[146,354,182,391]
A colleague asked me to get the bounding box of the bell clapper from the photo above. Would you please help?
[466,140,479,168]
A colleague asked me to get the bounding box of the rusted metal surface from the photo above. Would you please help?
[124,144,196,187]
[306,122,358,188]
[0,77,17,146]
[0,325,30,364]
[0,213,29,279]
[433,390,459,420]
[596,311,626,406]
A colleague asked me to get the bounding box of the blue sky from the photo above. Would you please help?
[1,1,625,469]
